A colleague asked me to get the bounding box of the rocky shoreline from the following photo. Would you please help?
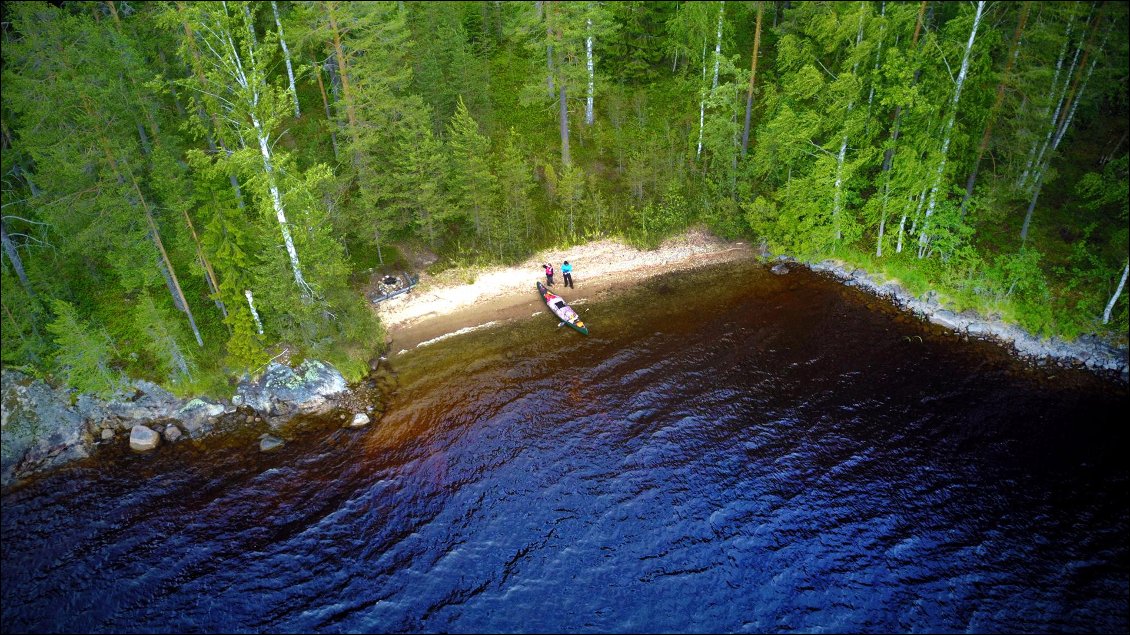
[1,359,385,491]
[3,254,1126,491]
[792,257,1129,380]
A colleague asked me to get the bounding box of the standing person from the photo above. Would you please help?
[561,260,574,289]
[544,263,555,286]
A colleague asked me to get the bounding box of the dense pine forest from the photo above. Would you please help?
[1,1,1127,397]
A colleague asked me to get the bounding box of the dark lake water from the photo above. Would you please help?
[2,261,1127,634]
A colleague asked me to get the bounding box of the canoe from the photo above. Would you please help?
[537,281,589,335]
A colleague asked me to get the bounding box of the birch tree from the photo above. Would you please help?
[271,1,301,118]
[177,0,313,297]
[917,0,985,258]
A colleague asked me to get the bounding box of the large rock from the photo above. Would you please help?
[175,398,225,437]
[1,370,90,490]
[104,380,182,430]
[236,360,348,423]
[129,425,160,452]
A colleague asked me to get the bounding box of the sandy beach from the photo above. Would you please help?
[374,228,757,353]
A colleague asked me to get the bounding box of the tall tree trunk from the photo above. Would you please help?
[560,80,571,166]
[1027,4,1098,190]
[697,39,707,159]
[832,1,867,243]
[918,0,984,258]
[832,136,848,242]
[960,2,1029,218]
[876,176,889,257]
[325,2,360,166]
[1018,7,1078,188]
[1103,260,1129,325]
[556,16,570,167]
[253,111,313,297]
[863,1,886,137]
[182,209,227,319]
[315,61,340,160]
[741,2,763,158]
[1,219,34,296]
[697,3,726,160]
[1021,15,1109,243]
[178,3,246,208]
[1027,25,1087,187]
[1019,169,1043,244]
[898,188,927,254]
[878,1,925,228]
[85,97,204,347]
[585,16,594,125]
[272,1,301,118]
[105,2,160,147]
[543,1,555,97]
[138,183,203,347]
[245,289,264,335]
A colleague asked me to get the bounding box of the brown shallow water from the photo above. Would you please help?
[2,261,1127,633]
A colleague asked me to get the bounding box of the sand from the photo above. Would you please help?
[374,228,757,353]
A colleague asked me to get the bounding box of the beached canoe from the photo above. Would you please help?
[537,281,589,335]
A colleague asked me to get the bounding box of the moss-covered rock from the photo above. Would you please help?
[1,370,89,490]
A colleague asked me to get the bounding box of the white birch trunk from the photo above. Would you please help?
[919,0,984,258]
[833,2,867,243]
[272,1,300,118]
[1021,23,1110,242]
[896,211,907,254]
[1024,5,1090,188]
[244,5,257,45]
[697,39,707,159]
[254,117,311,296]
[898,189,926,254]
[866,2,886,115]
[711,2,724,92]
[245,289,264,335]
[1048,24,1107,159]
[1018,13,1075,187]
[833,136,847,241]
[585,17,594,125]
[1103,261,1129,325]
[876,178,889,257]
[697,3,725,159]
[215,3,313,298]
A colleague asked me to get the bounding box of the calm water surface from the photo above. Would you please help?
[2,262,1127,633]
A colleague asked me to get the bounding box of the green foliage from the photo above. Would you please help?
[45,300,119,398]
[2,0,1127,401]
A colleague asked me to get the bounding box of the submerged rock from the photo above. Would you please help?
[349,413,371,428]
[163,425,183,443]
[260,435,285,452]
[129,425,160,452]
[770,263,789,275]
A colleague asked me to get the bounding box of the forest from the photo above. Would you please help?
[1,1,1127,398]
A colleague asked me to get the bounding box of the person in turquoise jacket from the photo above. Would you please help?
[561,260,574,288]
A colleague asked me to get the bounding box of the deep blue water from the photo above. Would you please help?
[2,262,1127,633]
